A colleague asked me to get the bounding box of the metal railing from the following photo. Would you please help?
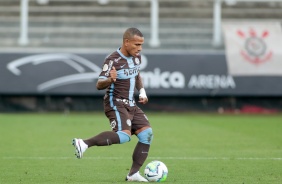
[19,0,29,46]
[19,0,161,47]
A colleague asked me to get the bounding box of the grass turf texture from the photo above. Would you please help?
[0,112,281,184]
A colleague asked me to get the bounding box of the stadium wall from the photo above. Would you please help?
[0,51,281,113]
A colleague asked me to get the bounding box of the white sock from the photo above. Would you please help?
[80,139,88,150]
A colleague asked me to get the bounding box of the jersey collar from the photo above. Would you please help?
[117,47,133,60]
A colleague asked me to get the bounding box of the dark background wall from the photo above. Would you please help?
[0,52,281,113]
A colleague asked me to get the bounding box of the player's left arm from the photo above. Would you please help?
[136,73,148,104]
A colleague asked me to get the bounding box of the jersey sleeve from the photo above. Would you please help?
[99,58,114,79]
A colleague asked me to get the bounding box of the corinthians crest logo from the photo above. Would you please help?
[237,28,272,65]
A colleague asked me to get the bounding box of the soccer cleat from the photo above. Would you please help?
[72,138,87,159]
[126,171,148,182]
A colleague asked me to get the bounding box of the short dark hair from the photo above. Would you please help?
[123,27,143,40]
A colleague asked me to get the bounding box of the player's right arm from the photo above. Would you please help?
[96,66,117,90]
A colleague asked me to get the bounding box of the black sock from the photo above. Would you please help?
[83,131,120,147]
[129,142,150,176]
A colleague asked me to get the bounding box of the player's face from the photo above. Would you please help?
[125,35,144,57]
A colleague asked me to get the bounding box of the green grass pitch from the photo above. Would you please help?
[0,112,281,183]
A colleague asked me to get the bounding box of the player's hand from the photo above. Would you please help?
[138,96,148,104]
[110,66,117,82]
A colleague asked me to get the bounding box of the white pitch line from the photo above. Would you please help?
[2,156,282,160]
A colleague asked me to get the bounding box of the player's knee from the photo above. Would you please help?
[117,131,131,144]
[137,127,153,145]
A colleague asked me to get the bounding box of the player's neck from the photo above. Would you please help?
[119,47,131,57]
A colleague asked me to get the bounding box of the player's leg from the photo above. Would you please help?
[126,107,153,182]
[83,105,132,146]
[72,104,131,158]
[129,126,152,174]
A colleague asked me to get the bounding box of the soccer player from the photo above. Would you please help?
[72,27,153,182]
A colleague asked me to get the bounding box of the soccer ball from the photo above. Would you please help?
[144,160,168,182]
